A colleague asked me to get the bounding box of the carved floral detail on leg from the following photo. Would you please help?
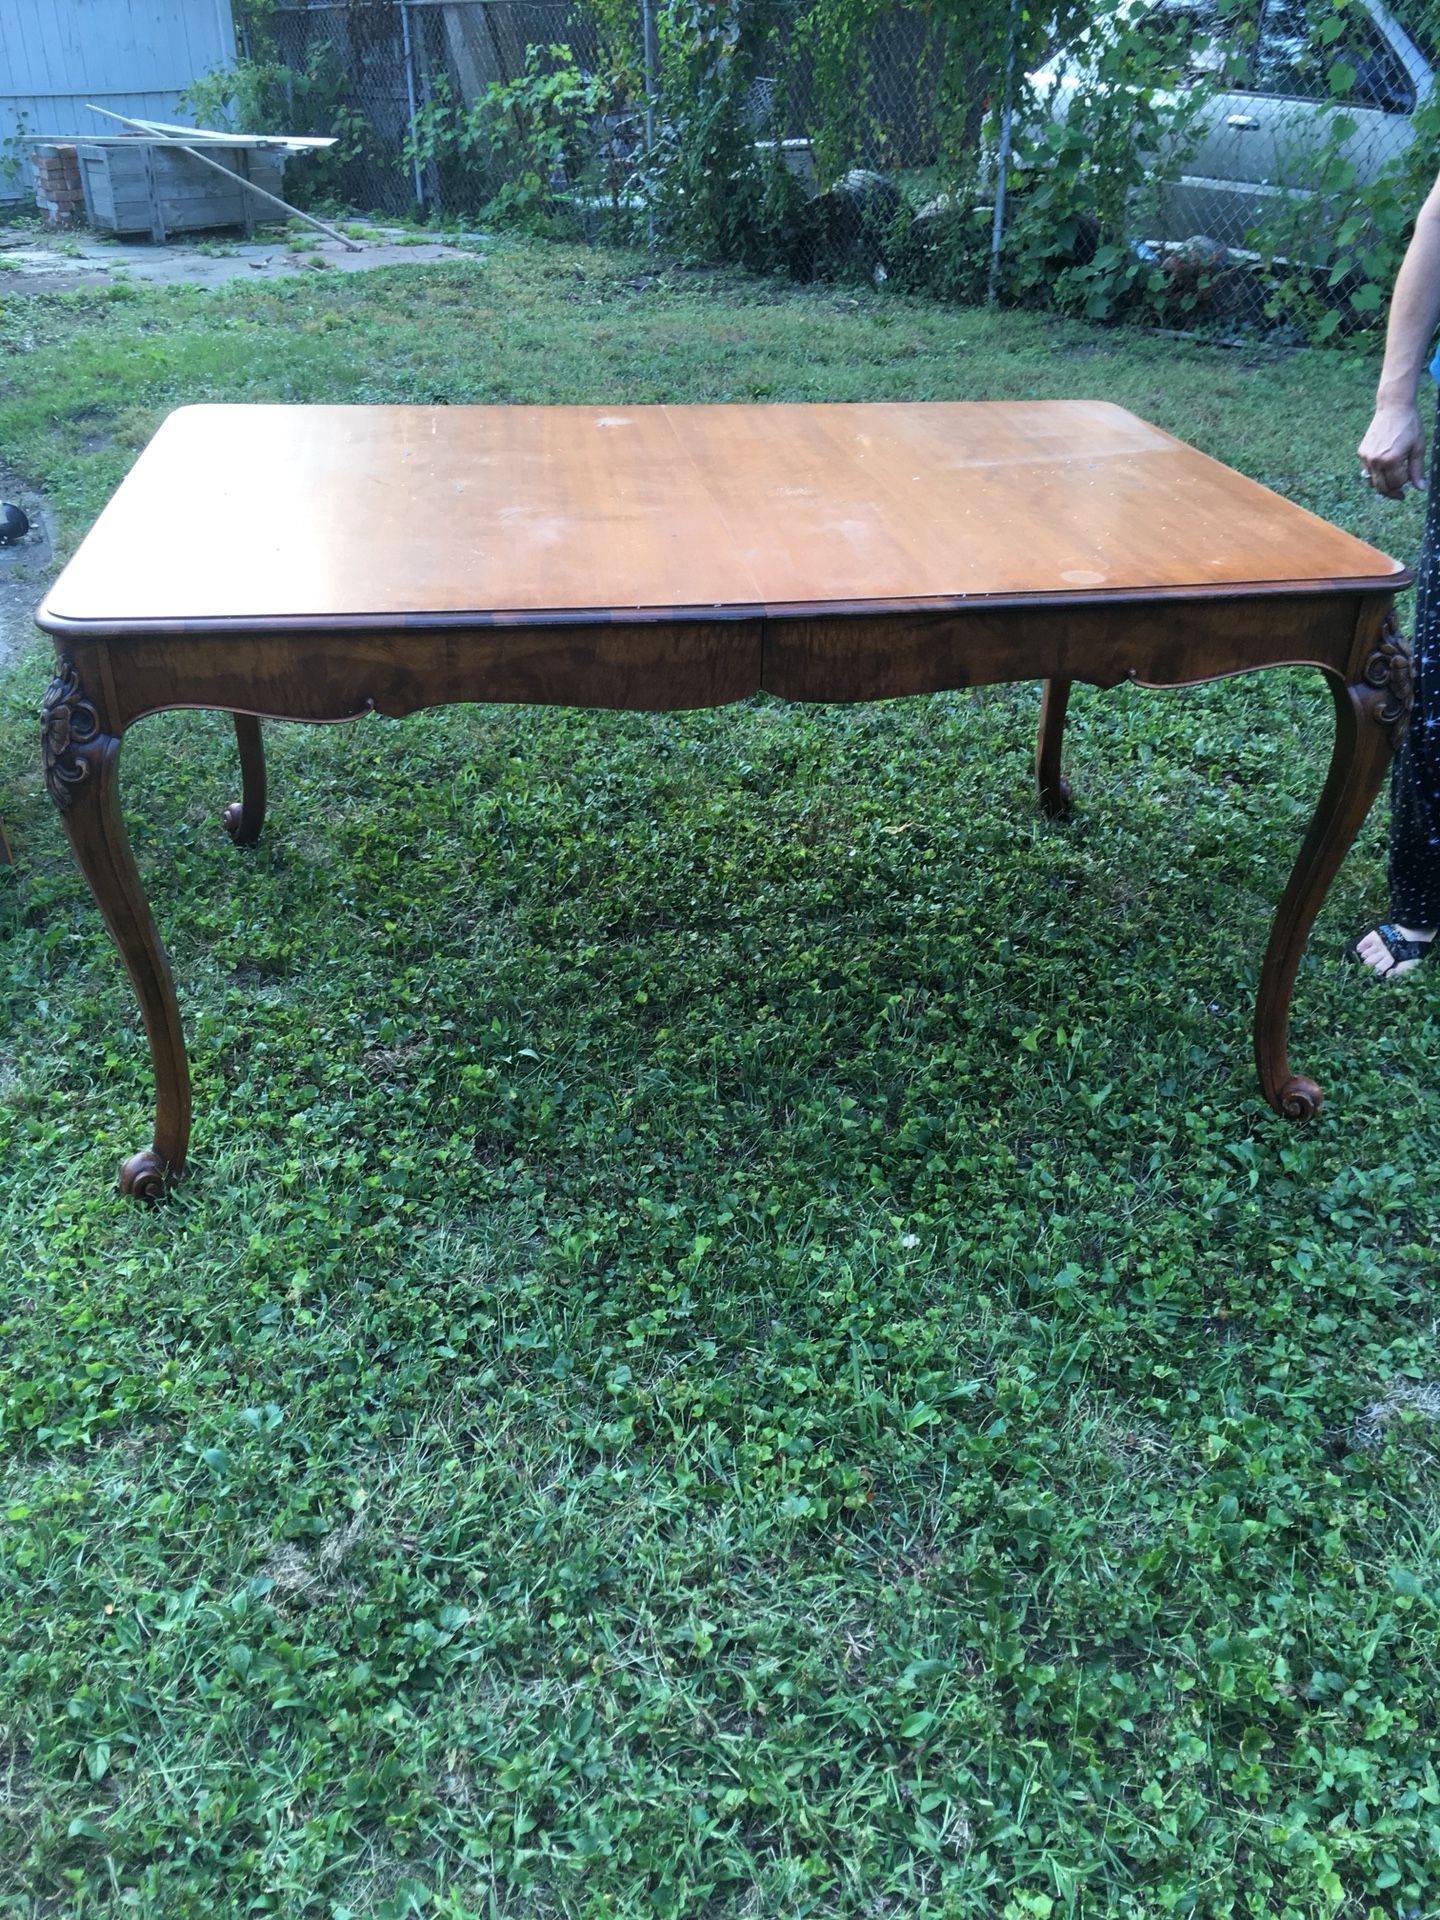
[1360,614,1413,749]
[41,659,109,810]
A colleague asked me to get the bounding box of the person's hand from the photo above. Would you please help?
[1358,400,1426,499]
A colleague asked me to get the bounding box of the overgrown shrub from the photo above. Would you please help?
[179,54,376,209]
[207,0,1440,343]
[403,48,609,233]
[645,0,805,266]
[1247,88,1440,341]
[999,2,1216,322]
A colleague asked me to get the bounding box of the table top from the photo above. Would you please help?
[38,400,1404,636]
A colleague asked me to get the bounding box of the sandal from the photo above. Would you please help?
[1348,922,1439,977]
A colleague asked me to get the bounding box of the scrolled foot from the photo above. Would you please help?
[119,1147,170,1201]
[1275,1075,1323,1122]
[224,714,267,847]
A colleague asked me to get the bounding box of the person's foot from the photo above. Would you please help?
[1353,922,1438,978]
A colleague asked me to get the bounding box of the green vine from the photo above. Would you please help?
[179,53,376,209]
[217,0,1440,343]
[646,0,803,263]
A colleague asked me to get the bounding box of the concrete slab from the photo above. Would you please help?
[0,224,484,296]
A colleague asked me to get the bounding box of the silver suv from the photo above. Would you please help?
[1025,0,1434,253]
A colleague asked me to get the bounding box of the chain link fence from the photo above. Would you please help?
[238,0,607,216]
[236,0,946,220]
[234,0,1440,335]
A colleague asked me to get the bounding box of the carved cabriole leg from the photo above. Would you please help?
[223,713,267,846]
[1254,611,1412,1120]
[42,656,190,1198]
[1036,677,1073,815]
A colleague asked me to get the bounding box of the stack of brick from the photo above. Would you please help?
[31,145,86,229]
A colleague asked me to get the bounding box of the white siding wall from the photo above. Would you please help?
[2,0,237,199]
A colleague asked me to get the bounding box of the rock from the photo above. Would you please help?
[1160,234,1229,298]
[1155,233,1267,321]
[1172,232,1230,267]
[793,168,908,282]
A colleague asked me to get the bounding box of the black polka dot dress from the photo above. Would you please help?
[1387,404,1440,929]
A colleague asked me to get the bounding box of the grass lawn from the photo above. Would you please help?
[2,240,1440,1920]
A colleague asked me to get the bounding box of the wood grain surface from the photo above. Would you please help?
[38,401,1404,636]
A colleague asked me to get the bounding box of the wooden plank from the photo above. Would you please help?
[157,206,247,229]
[21,131,332,151]
[142,142,165,243]
[118,114,335,150]
[149,183,246,207]
[78,153,116,225]
[106,207,251,235]
[250,157,286,196]
[103,148,150,190]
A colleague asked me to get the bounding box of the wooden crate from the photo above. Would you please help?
[77,141,287,241]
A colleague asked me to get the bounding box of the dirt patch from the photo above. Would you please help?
[0,223,484,297]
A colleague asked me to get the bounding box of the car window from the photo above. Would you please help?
[1385,0,1440,69]
[1251,0,1417,108]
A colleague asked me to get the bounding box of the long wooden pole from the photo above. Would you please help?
[86,106,362,251]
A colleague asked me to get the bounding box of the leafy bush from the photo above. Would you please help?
[179,54,376,209]
[1,108,33,192]
[1001,4,1213,321]
[647,0,805,266]
[403,48,609,232]
[1245,86,1440,341]
[403,41,662,237]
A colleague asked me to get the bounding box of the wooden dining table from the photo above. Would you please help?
[37,399,1410,1197]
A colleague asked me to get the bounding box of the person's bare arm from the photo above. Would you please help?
[1359,171,1440,499]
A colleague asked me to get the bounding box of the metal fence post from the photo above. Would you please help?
[986,0,1022,307]
[641,0,657,247]
[399,0,426,211]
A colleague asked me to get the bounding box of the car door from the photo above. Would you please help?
[1177,0,1423,256]
[1146,0,1271,242]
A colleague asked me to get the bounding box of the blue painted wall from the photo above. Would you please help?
[2,0,238,199]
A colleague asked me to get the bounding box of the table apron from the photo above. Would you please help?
[55,591,1379,733]
[763,591,1374,702]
